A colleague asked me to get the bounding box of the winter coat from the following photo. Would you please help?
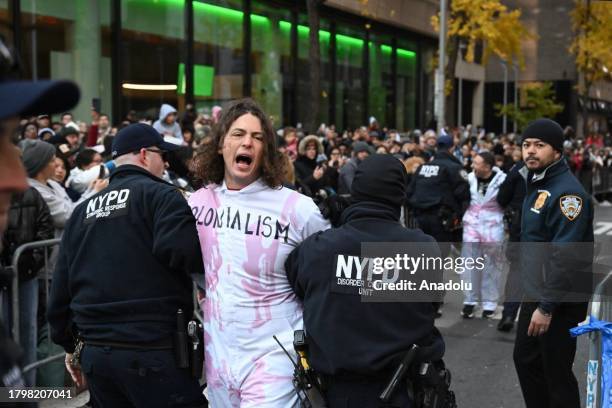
[1,187,54,282]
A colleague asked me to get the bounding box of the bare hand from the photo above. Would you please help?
[527,308,552,336]
[65,353,87,388]
[313,166,324,180]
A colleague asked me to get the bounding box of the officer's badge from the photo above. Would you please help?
[530,190,550,214]
[460,170,468,181]
[560,195,582,221]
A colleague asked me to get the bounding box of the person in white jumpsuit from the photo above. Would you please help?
[461,152,507,315]
[189,99,330,407]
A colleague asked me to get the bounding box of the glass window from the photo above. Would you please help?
[250,1,290,126]
[292,14,330,130]
[18,0,107,122]
[396,38,417,130]
[193,0,243,115]
[121,0,185,120]
[335,24,364,131]
[368,33,393,129]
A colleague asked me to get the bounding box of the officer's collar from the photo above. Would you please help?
[110,164,172,185]
[520,157,567,184]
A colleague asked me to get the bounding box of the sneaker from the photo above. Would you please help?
[497,316,515,332]
[482,310,495,319]
[461,305,475,319]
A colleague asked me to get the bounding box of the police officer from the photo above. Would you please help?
[513,118,593,408]
[406,135,470,258]
[47,124,206,407]
[285,154,444,407]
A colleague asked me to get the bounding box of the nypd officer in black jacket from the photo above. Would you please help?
[513,118,593,408]
[285,154,444,407]
[47,124,206,407]
[406,135,470,257]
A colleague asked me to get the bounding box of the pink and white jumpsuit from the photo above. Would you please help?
[188,180,330,407]
[461,168,507,311]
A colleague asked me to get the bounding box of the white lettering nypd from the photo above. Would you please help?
[85,189,130,221]
[419,165,439,178]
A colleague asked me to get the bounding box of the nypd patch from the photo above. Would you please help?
[559,195,583,221]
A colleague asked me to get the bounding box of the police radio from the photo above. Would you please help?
[273,332,327,408]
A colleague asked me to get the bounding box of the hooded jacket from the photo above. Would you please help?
[153,104,183,143]
[285,155,443,375]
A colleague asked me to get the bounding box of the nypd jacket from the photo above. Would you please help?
[519,158,594,314]
[48,165,203,352]
[406,151,470,215]
[285,202,442,376]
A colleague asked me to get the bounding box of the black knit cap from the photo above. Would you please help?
[350,154,407,207]
[521,118,564,152]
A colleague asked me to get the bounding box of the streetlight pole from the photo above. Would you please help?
[436,0,447,132]
[457,42,466,128]
[512,62,518,133]
[500,61,508,134]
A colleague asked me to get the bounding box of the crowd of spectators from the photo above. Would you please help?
[9,103,612,206]
[2,100,612,387]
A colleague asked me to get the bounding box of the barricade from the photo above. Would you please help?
[583,271,612,408]
[8,239,61,375]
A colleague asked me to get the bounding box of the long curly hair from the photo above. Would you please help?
[191,98,283,189]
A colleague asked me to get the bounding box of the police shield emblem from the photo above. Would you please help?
[560,195,583,221]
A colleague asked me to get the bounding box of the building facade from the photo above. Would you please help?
[1,0,440,131]
[484,0,612,135]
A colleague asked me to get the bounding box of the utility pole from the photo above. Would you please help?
[435,0,447,132]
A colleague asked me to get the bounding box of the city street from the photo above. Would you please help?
[436,203,612,408]
[41,202,612,408]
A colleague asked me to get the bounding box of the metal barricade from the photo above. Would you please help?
[9,239,61,374]
[585,270,612,408]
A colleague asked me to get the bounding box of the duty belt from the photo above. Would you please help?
[84,338,173,350]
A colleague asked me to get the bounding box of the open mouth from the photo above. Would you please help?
[235,154,253,169]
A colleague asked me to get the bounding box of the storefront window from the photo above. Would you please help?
[396,38,417,130]
[368,33,393,129]
[17,0,107,122]
[289,15,330,129]
[250,1,290,125]
[192,0,243,114]
[335,24,364,131]
[121,0,185,120]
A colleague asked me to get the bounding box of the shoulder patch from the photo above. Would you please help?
[460,169,468,181]
[559,195,583,221]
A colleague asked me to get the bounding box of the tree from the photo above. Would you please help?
[431,0,532,126]
[495,82,564,132]
[306,0,324,132]
[569,0,612,136]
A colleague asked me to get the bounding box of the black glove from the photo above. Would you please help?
[317,195,350,227]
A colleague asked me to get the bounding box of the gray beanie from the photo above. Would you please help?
[21,140,56,177]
